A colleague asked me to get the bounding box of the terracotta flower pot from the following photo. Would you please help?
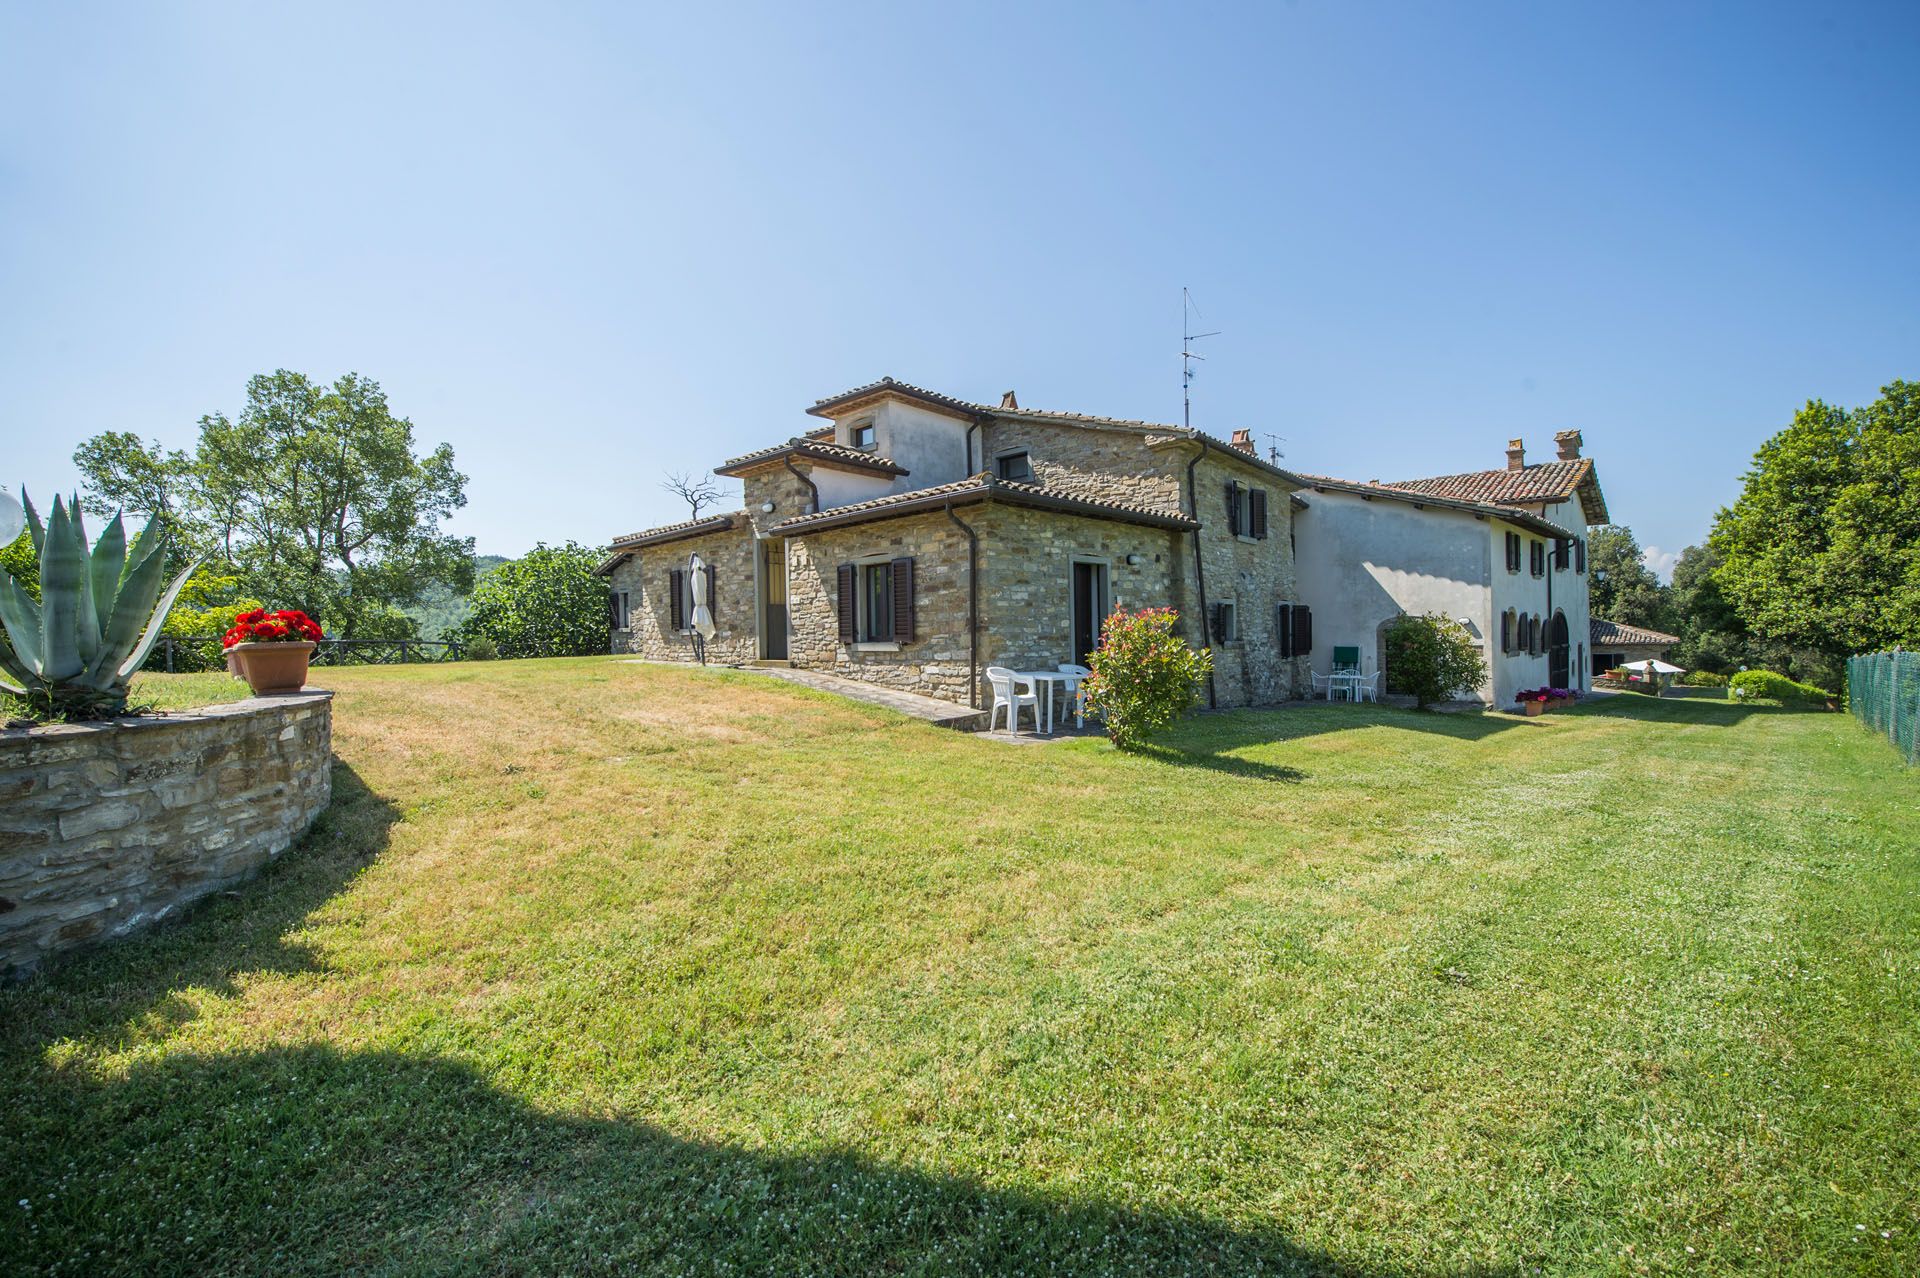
[1522,700,1545,716]
[226,641,316,695]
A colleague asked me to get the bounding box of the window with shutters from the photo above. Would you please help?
[612,590,630,630]
[1500,609,1513,654]
[1530,539,1546,577]
[1210,599,1238,644]
[1223,481,1270,541]
[1505,531,1522,574]
[1575,538,1587,574]
[1276,601,1313,657]
[995,450,1034,483]
[1515,611,1528,656]
[1529,616,1542,656]
[1554,538,1570,571]
[842,556,915,647]
[667,568,686,631]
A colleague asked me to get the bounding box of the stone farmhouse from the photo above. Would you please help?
[596,378,1611,711]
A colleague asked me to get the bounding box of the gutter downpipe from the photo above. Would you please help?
[964,417,982,476]
[1184,436,1218,708]
[782,455,819,515]
[944,500,981,709]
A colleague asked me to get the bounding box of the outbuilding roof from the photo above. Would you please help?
[593,511,744,575]
[1589,618,1680,647]
[768,473,1199,536]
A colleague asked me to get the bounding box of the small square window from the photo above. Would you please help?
[996,451,1034,483]
[850,422,876,450]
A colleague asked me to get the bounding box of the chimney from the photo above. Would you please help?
[999,390,1019,409]
[1229,428,1257,454]
[1554,429,1583,461]
[1506,438,1526,471]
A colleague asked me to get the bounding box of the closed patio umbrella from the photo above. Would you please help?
[688,552,716,664]
[0,487,23,547]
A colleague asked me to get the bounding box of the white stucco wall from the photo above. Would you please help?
[1292,493,1497,702]
[829,399,974,493]
[1486,496,1591,703]
[811,467,895,510]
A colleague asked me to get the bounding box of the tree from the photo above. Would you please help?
[1667,544,1752,674]
[71,370,474,639]
[1711,380,1920,687]
[1382,613,1487,708]
[1586,525,1671,631]
[72,432,203,559]
[661,472,723,520]
[454,542,609,659]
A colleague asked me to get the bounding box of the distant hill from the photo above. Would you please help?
[406,554,510,639]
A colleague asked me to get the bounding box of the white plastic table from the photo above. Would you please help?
[1328,671,1363,702]
[1012,670,1080,734]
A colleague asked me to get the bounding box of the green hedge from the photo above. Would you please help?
[1730,670,1834,707]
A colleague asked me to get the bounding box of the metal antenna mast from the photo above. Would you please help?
[1182,287,1219,431]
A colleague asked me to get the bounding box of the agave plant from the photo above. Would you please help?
[0,490,198,719]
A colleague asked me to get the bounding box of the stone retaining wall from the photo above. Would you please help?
[0,691,333,977]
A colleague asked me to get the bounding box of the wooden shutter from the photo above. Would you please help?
[1290,603,1312,655]
[836,563,857,644]
[890,557,915,643]
[1555,539,1569,571]
[1224,480,1242,535]
[704,564,717,624]
[1575,538,1587,573]
[668,569,685,630]
[1276,603,1294,658]
[1500,611,1511,654]
[608,590,619,629]
[1249,488,1268,540]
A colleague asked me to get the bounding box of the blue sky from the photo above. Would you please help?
[4,2,1916,577]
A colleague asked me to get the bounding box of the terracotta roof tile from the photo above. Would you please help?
[715,436,908,478]
[1282,471,1578,538]
[1382,458,1608,524]
[807,377,988,420]
[595,511,746,574]
[1589,618,1680,646]
[768,473,1197,535]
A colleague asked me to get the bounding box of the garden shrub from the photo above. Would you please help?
[1729,669,1834,707]
[1079,607,1213,749]
[464,635,499,661]
[157,569,263,672]
[1679,670,1730,687]
[1383,613,1487,708]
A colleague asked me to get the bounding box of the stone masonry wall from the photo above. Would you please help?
[608,524,758,665]
[975,504,1186,705]
[787,510,975,704]
[0,691,333,978]
[1188,451,1306,707]
[976,419,1185,512]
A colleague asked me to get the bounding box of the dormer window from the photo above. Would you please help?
[996,450,1034,483]
[849,422,876,450]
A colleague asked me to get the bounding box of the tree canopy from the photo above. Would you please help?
[1585,525,1670,633]
[1710,380,1919,685]
[73,370,473,639]
[455,543,609,659]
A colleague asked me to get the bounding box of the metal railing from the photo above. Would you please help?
[155,635,465,672]
[1847,650,1917,766]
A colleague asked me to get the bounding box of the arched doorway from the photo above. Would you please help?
[1548,611,1571,688]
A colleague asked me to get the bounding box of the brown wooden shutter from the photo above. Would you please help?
[1276,603,1293,658]
[836,563,857,643]
[890,557,915,643]
[1575,538,1586,573]
[1291,603,1312,655]
[1225,480,1242,535]
[668,569,685,630]
[704,564,717,624]
[1249,488,1268,540]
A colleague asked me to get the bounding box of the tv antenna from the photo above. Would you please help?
[1182,287,1219,431]
[1263,433,1286,465]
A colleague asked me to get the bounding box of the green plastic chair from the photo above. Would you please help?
[1332,645,1360,673]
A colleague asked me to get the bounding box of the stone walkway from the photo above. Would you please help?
[706,664,990,732]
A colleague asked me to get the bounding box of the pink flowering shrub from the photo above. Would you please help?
[1079,607,1213,749]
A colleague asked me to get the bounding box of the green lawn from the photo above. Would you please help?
[3,659,1914,1275]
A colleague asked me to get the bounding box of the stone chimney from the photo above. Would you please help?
[999,390,1019,410]
[1506,438,1526,471]
[1229,428,1257,454]
[1554,429,1583,461]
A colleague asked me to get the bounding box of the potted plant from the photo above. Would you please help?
[223,608,323,695]
[1516,688,1549,716]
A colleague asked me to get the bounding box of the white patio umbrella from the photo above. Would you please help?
[1617,658,1685,675]
[0,487,23,547]
[687,551,716,663]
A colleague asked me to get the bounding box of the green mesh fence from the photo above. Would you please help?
[1848,650,1918,766]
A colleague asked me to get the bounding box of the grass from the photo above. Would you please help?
[2,658,1915,1275]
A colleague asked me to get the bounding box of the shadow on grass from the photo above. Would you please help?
[1574,691,1827,725]
[0,760,398,1050]
[0,1042,1514,1277]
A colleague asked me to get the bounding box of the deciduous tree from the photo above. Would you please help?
[455,542,608,659]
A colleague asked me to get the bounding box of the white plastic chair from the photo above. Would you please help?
[1057,663,1091,729]
[985,666,1040,734]
[1356,672,1382,703]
